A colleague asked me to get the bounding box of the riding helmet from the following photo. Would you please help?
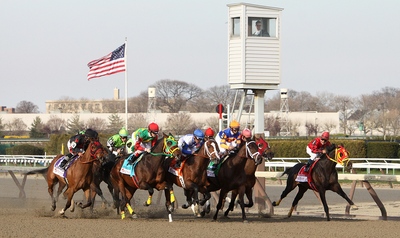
[193,129,205,140]
[148,122,159,134]
[242,128,252,138]
[321,131,330,140]
[85,128,98,139]
[119,128,129,137]
[229,120,240,128]
[205,127,215,137]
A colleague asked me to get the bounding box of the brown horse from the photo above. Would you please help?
[223,136,271,216]
[204,138,261,222]
[165,137,220,217]
[110,133,181,221]
[26,141,107,215]
[272,143,357,221]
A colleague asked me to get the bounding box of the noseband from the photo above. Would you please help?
[202,139,220,160]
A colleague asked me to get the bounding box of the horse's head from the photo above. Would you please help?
[161,133,181,161]
[326,143,351,171]
[255,136,274,161]
[200,137,220,160]
[238,138,262,165]
[88,140,107,161]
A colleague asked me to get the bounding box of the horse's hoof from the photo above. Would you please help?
[272,201,277,206]
[200,211,206,217]
[59,209,65,215]
[143,202,150,207]
[351,205,359,210]
[51,206,56,211]
[131,213,138,219]
[182,203,190,209]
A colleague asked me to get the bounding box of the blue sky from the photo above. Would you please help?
[1,0,399,112]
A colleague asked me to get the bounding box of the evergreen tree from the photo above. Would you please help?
[29,116,46,138]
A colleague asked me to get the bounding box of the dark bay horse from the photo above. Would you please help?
[110,133,181,221]
[165,137,220,217]
[272,144,357,221]
[26,141,107,215]
[205,139,261,222]
[223,136,271,216]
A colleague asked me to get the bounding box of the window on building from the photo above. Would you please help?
[232,17,240,37]
[248,17,277,37]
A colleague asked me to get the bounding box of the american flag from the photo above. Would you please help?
[87,44,126,80]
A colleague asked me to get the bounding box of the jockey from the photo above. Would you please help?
[61,128,99,169]
[176,129,205,168]
[127,122,159,164]
[204,127,215,139]
[107,127,129,161]
[305,131,332,172]
[216,120,242,157]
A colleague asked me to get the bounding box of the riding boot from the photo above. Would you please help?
[128,154,138,165]
[174,159,181,168]
[304,159,313,172]
[60,153,72,169]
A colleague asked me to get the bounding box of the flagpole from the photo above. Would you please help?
[124,37,128,129]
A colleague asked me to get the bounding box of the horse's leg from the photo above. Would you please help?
[143,186,154,206]
[244,186,254,208]
[237,187,248,222]
[213,189,228,221]
[272,177,298,206]
[164,187,173,222]
[224,189,238,217]
[318,189,330,221]
[59,187,74,216]
[331,183,358,209]
[182,189,194,209]
[287,185,307,218]
[77,188,93,209]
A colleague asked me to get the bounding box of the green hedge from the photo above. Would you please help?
[5,144,44,155]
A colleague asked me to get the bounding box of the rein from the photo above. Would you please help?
[149,136,179,157]
[80,144,104,164]
[326,146,350,167]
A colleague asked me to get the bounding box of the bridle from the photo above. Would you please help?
[326,146,350,167]
[244,141,261,165]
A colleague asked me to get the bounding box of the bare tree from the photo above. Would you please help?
[264,115,280,136]
[128,92,149,113]
[43,115,66,134]
[128,114,148,131]
[154,79,203,113]
[4,118,27,135]
[164,112,196,136]
[15,100,39,113]
[86,117,108,132]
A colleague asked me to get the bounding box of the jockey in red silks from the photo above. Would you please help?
[304,131,331,172]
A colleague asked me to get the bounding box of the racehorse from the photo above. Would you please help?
[204,138,261,222]
[164,137,220,217]
[272,143,357,221]
[26,140,107,215]
[223,136,272,216]
[110,133,181,221]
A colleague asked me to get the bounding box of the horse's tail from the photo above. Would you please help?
[281,167,292,177]
[25,167,48,175]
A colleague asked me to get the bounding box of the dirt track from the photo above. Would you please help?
[1,175,400,238]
